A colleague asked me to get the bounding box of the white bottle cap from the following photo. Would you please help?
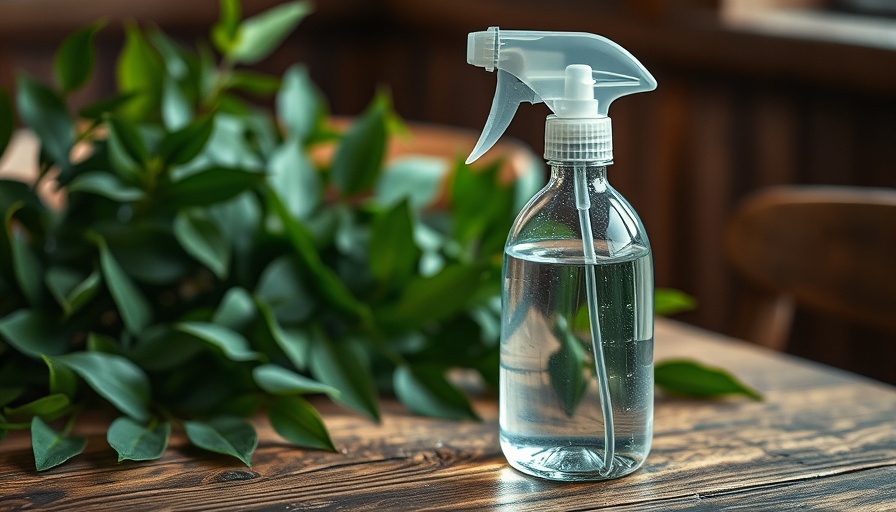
[544,115,613,163]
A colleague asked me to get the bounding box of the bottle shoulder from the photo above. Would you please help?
[507,179,651,259]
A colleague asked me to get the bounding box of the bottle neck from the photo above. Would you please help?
[548,161,609,192]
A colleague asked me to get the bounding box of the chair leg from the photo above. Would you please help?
[735,289,795,351]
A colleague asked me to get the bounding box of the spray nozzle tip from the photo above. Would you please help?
[467,27,500,72]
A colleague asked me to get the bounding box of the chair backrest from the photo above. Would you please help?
[725,186,896,351]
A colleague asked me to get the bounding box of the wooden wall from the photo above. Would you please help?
[1,0,894,382]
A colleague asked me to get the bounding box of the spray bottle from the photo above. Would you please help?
[466,27,656,481]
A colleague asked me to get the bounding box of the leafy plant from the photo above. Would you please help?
[0,0,511,469]
[0,0,758,471]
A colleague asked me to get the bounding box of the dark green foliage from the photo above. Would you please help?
[0,0,537,471]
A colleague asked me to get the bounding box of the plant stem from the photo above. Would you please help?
[62,407,82,436]
[204,57,235,111]
[31,161,53,192]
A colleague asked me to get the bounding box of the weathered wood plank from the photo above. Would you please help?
[1,320,894,511]
[629,466,896,512]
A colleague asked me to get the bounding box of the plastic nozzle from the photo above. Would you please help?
[467,28,499,72]
[557,64,598,118]
[466,27,656,163]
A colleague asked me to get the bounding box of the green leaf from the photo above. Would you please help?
[4,393,70,420]
[0,89,12,159]
[184,416,257,466]
[309,334,379,421]
[230,1,312,65]
[330,93,388,195]
[377,264,485,329]
[208,192,262,260]
[173,210,230,279]
[67,172,145,202]
[547,319,589,417]
[95,235,152,334]
[78,92,139,120]
[116,24,163,121]
[196,114,264,170]
[105,115,148,178]
[107,417,170,462]
[54,21,104,94]
[470,297,501,346]
[655,289,697,317]
[176,322,259,362]
[253,364,339,397]
[100,121,145,184]
[212,0,241,55]
[0,179,45,216]
[161,76,192,131]
[6,204,45,306]
[255,257,313,325]
[333,205,369,261]
[255,301,311,370]
[268,395,335,451]
[276,64,318,139]
[129,326,203,371]
[31,416,86,471]
[87,332,119,354]
[157,117,215,166]
[42,355,77,397]
[227,70,281,97]
[451,158,513,251]
[0,309,67,358]
[375,156,448,210]
[266,188,367,319]
[197,42,217,98]
[267,137,319,221]
[16,75,73,167]
[216,93,253,116]
[53,352,152,421]
[212,287,256,331]
[655,359,762,400]
[160,167,262,209]
[97,222,191,284]
[393,365,479,421]
[0,387,25,407]
[369,199,420,288]
[146,28,190,80]
[265,189,317,262]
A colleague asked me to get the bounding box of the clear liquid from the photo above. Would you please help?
[500,239,654,481]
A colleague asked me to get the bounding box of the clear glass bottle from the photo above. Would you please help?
[499,160,654,481]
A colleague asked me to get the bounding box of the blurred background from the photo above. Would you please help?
[1,0,894,383]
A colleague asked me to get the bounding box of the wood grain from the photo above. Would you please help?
[1,320,894,510]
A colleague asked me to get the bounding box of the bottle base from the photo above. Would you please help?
[500,435,644,482]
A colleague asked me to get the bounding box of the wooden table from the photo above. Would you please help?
[2,319,894,510]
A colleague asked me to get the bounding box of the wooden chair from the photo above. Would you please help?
[725,186,896,351]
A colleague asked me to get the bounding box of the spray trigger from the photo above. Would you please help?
[466,70,542,164]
